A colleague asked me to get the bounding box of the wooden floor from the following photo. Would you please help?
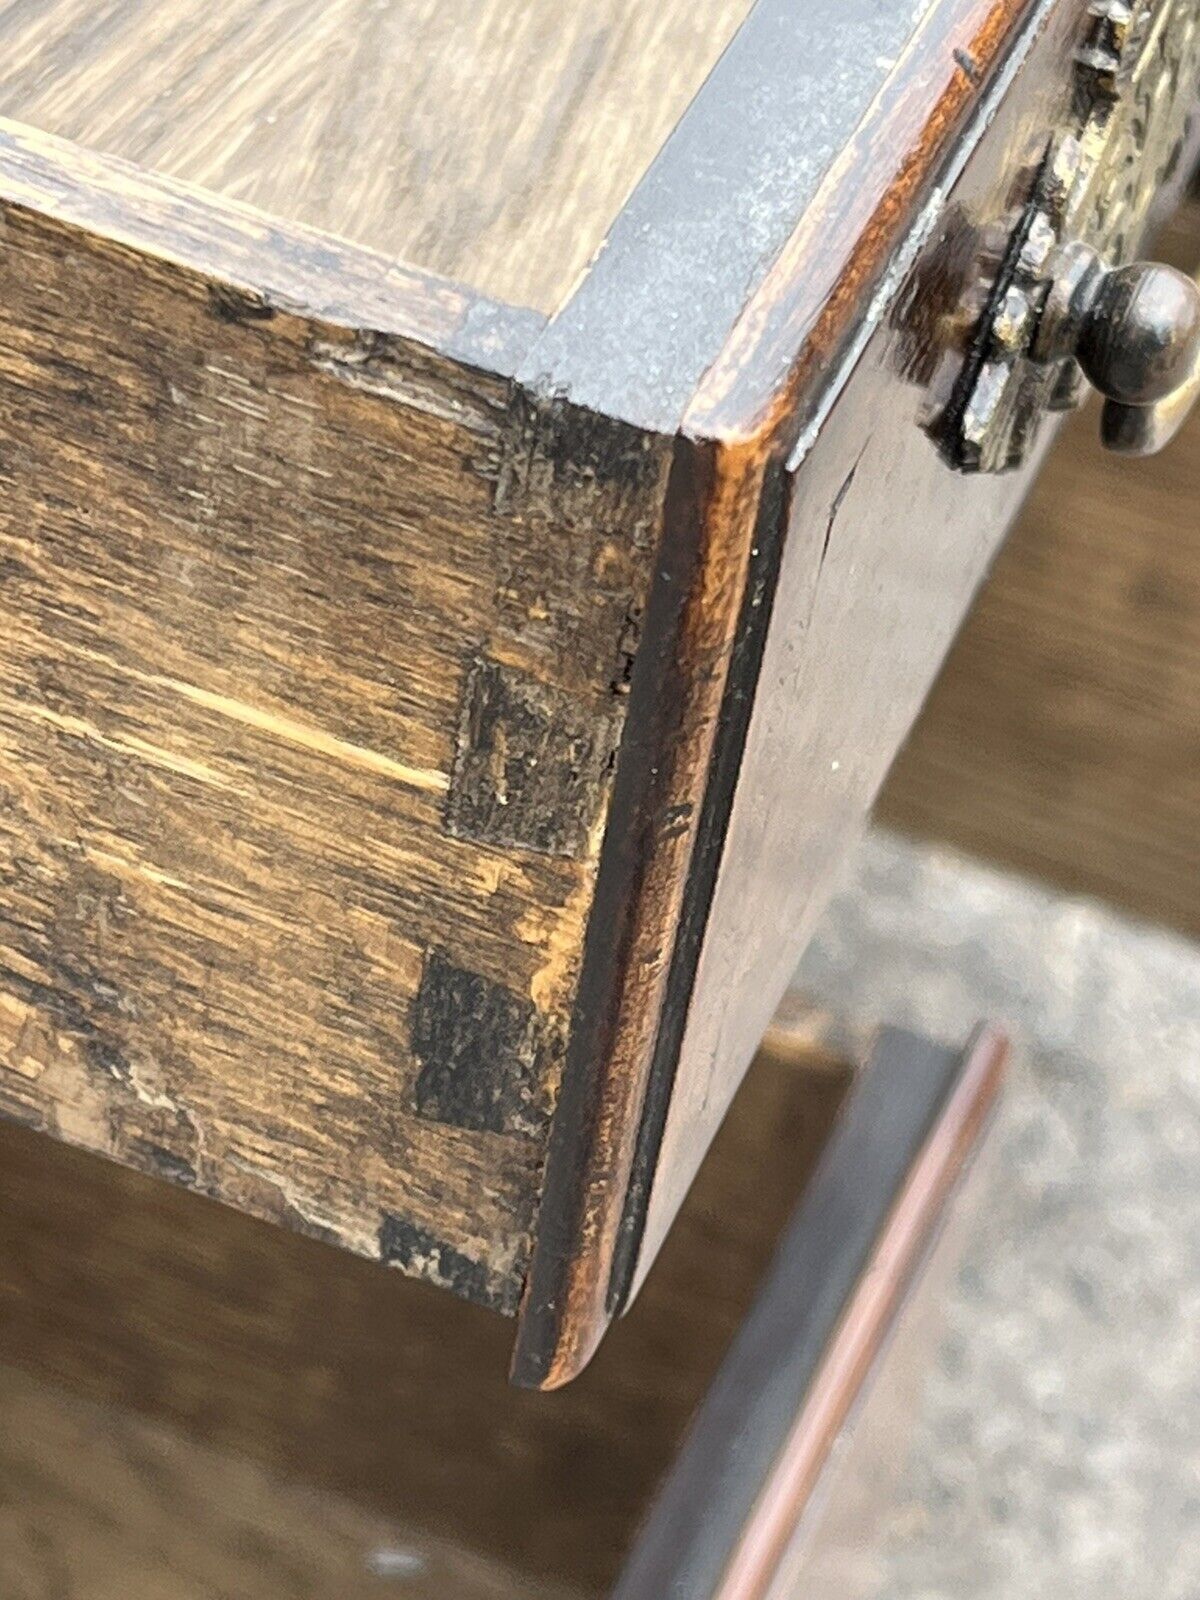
[881,202,1200,939]
[0,1363,574,1600]
[0,1029,848,1598]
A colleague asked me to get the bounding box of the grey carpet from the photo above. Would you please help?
[794,830,1200,1600]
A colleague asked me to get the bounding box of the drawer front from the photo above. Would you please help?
[625,0,1200,1302]
[614,1026,1006,1600]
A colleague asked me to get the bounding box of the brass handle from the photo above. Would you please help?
[1038,245,1200,458]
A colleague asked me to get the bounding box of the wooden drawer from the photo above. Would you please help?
[0,0,1192,1385]
[0,1009,1003,1598]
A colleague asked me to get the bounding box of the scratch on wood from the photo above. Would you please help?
[225,1154,344,1247]
[86,847,194,897]
[208,283,277,324]
[819,455,862,575]
[127,669,450,795]
[308,330,508,435]
[0,695,237,791]
[379,1214,514,1312]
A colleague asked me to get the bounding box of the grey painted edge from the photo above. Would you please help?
[517,0,954,433]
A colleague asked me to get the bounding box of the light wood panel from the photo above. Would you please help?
[0,0,755,312]
[882,202,1200,938]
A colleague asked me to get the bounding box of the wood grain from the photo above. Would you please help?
[0,0,754,314]
[521,0,1040,432]
[0,1367,572,1600]
[0,1022,850,1597]
[881,201,1200,938]
[0,121,671,1315]
[620,0,1198,1307]
[2,0,1185,1395]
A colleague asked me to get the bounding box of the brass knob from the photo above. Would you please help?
[1078,261,1200,404]
[1038,245,1200,457]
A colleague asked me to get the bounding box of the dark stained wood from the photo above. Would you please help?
[614,1026,1007,1600]
[0,0,1182,1395]
[882,200,1200,939]
[512,0,1054,1386]
[0,0,1030,1384]
[0,0,755,313]
[681,0,1071,441]
[512,432,766,1386]
[522,0,1043,433]
[0,119,672,1318]
[0,1013,851,1598]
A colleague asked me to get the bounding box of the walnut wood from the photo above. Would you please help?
[0,119,672,1318]
[0,1019,850,1598]
[0,0,1182,1396]
[882,201,1200,939]
[0,0,754,314]
[620,0,1199,1311]
[559,0,1063,1333]
[521,0,1041,432]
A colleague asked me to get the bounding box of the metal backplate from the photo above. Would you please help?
[938,0,1200,472]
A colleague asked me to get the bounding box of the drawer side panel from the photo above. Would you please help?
[0,125,670,1312]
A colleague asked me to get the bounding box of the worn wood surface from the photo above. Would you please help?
[0,0,1038,1381]
[3,0,1186,1394]
[0,1022,850,1598]
[588,0,1068,1318]
[0,0,754,314]
[623,0,1200,1303]
[882,200,1200,939]
[0,120,672,1316]
[521,0,1042,431]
